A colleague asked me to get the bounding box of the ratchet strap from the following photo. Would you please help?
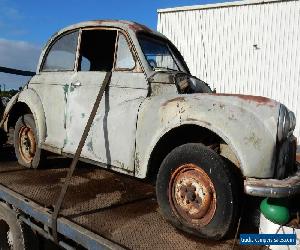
[0,66,35,76]
[51,71,112,242]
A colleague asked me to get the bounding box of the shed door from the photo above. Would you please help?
[63,29,148,174]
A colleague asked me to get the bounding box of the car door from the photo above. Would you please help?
[63,28,148,174]
[29,30,79,150]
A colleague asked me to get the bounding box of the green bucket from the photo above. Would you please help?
[260,198,290,225]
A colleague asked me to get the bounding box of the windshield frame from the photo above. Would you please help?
[137,33,190,74]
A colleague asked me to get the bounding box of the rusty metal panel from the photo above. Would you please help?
[135,92,280,179]
[158,0,300,141]
[63,71,148,174]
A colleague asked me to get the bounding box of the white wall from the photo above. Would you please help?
[158,0,300,141]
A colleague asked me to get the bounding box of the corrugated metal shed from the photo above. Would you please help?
[158,0,300,140]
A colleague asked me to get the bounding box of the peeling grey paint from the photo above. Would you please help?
[63,84,69,103]
[87,141,93,152]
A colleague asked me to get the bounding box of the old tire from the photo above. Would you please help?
[14,114,44,168]
[0,202,38,250]
[156,143,240,240]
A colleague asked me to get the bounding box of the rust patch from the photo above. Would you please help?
[179,107,185,114]
[66,20,155,34]
[113,160,126,170]
[151,84,163,96]
[211,93,276,107]
[186,118,198,122]
[245,169,300,187]
[228,114,237,121]
[244,132,262,149]
[107,20,154,33]
[92,20,105,25]
[201,121,212,127]
[162,97,185,107]
[128,23,153,33]
[219,104,225,109]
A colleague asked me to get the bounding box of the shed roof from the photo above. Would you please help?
[157,0,289,13]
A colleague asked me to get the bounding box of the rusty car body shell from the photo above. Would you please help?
[1,20,283,180]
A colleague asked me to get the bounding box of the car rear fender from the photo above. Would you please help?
[2,88,46,145]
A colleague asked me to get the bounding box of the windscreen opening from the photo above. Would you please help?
[138,34,188,73]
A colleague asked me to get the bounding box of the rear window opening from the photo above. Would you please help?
[42,31,79,72]
[78,30,117,72]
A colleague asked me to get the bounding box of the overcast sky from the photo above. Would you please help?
[0,0,232,89]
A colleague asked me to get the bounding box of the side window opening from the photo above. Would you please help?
[42,31,78,72]
[115,33,135,70]
[78,30,117,72]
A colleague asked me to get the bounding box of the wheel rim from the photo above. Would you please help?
[0,219,13,249]
[169,163,217,227]
[18,125,36,164]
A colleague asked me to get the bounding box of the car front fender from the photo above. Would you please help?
[135,93,280,179]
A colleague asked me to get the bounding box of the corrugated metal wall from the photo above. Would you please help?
[158,0,300,141]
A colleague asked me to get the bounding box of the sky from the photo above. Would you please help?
[0,0,233,89]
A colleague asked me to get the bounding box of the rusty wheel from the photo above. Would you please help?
[169,164,216,226]
[18,126,36,164]
[156,143,240,240]
[14,114,45,168]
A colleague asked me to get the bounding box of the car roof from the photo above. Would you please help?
[54,20,164,38]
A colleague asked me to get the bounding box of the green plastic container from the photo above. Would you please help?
[260,198,290,225]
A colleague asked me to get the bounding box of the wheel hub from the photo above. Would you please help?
[169,164,216,226]
[18,126,36,164]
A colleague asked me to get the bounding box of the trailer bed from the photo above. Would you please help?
[0,146,256,249]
